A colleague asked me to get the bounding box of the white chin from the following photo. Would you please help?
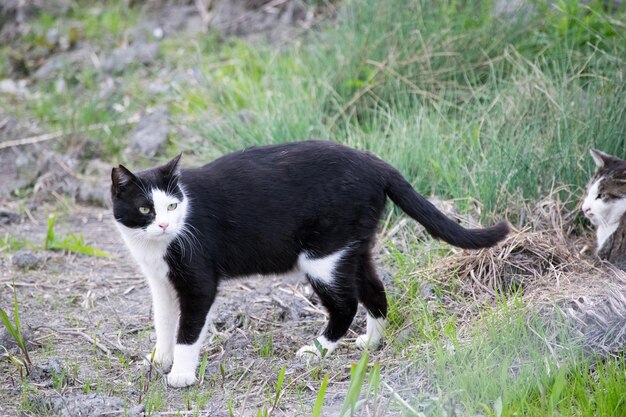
[147,232,171,240]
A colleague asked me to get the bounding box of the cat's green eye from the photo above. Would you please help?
[168,203,178,211]
[139,207,150,214]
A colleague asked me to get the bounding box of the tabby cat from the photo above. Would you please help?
[111,140,510,387]
[582,149,626,270]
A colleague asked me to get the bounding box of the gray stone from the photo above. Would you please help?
[0,209,20,225]
[45,28,59,46]
[126,106,170,157]
[493,0,536,19]
[76,159,111,207]
[15,151,39,185]
[33,394,144,417]
[0,78,29,97]
[29,357,64,383]
[33,48,93,80]
[12,250,41,270]
[421,283,435,300]
[210,0,311,42]
[77,180,110,208]
[103,43,159,74]
[32,150,81,203]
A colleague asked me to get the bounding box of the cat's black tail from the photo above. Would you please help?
[383,165,510,250]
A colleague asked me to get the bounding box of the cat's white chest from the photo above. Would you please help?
[596,224,618,253]
[116,224,171,282]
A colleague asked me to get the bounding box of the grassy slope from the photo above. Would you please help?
[2,0,626,416]
[189,0,626,219]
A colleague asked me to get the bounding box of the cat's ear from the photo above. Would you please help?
[160,153,182,179]
[111,165,136,192]
[590,149,613,169]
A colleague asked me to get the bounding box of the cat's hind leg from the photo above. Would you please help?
[355,253,387,350]
[296,249,358,358]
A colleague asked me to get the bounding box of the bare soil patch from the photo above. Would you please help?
[1,202,417,416]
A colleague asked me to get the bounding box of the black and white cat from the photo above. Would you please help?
[582,149,626,269]
[111,140,509,387]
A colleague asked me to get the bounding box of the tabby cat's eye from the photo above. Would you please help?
[139,207,150,214]
[596,193,604,200]
[168,203,178,211]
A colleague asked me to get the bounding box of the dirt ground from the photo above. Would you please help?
[0,200,420,416]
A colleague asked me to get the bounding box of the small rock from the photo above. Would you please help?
[0,79,29,97]
[33,48,92,80]
[0,209,20,225]
[237,109,257,125]
[12,250,40,270]
[30,357,64,383]
[32,150,81,203]
[77,180,110,208]
[15,151,39,185]
[45,28,59,47]
[32,394,143,417]
[152,27,164,39]
[103,43,159,74]
[76,158,111,207]
[126,106,170,157]
[421,283,435,300]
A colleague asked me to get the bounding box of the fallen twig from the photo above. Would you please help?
[0,114,140,151]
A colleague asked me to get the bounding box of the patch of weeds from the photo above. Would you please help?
[539,0,621,48]
[185,387,214,416]
[44,213,110,257]
[68,1,139,46]
[0,234,32,253]
[143,383,166,417]
[51,368,68,391]
[0,287,32,376]
[253,334,274,357]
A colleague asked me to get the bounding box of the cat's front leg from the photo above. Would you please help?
[146,277,179,371]
[167,284,216,388]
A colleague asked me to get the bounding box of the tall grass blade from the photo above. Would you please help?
[339,351,369,417]
[312,372,330,417]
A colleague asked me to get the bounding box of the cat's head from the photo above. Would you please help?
[111,154,188,242]
[581,149,626,229]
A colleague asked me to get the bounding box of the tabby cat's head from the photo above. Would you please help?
[581,149,626,229]
[111,155,188,242]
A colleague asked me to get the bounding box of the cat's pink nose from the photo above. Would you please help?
[159,222,169,231]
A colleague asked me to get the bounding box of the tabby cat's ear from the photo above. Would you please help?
[160,153,182,179]
[111,165,136,191]
[590,149,613,169]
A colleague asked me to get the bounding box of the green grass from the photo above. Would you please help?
[180,0,625,220]
[418,303,626,416]
[44,213,110,257]
[0,288,32,376]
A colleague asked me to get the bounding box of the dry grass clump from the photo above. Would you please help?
[435,229,579,298]
[417,192,626,355]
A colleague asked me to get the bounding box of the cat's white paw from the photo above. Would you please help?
[144,347,173,371]
[295,336,338,359]
[296,344,324,359]
[355,334,380,350]
[167,371,196,387]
